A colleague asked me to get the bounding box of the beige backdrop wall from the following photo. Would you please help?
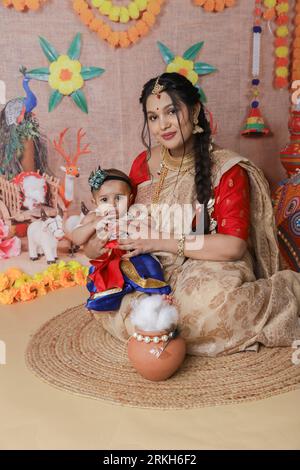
[0,0,292,211]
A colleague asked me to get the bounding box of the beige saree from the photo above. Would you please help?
[94,148,300,356]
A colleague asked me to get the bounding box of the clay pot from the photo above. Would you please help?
[127,329,186,382]
[280,110,300,177]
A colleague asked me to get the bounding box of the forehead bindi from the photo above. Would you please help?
[147,93,173,113]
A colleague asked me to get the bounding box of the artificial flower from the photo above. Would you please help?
[27,34,104,113]
[49,55,84,96]
[166,57,199,85]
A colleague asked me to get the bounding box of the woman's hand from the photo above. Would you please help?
[117,216,161,259]
[84,232,110,259]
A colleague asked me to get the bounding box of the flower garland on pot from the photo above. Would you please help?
[193,0,236,13]
[72,0,165,48]
[2,0,46,11]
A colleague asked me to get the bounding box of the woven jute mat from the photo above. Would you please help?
[25,304,300,409]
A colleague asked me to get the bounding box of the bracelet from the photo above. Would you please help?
[177,234,186,257]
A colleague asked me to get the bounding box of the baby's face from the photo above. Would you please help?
[93,180,132,219]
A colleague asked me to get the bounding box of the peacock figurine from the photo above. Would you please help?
[0,66,49,180]
[4,66,37,126]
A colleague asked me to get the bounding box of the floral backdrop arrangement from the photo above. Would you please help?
[2,0,239,48]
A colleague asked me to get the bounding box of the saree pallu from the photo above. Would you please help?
[93,149,300,356]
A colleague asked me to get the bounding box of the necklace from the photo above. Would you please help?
[151,146,195,204]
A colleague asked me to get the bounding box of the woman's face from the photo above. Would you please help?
[146,91,195,153]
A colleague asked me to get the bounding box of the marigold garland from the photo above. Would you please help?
[0,261,89,305]
[2,0,46,11]
[193,0,236,13]
[72,0,164,48]
[292,0,300,84]
[272,0,289,89]
[91,0,149,23]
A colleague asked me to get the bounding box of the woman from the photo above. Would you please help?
[85,72,300,356]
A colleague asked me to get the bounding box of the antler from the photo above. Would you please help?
[73,128,91,164]
[53,128,71,164]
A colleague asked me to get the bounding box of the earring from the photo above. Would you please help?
[192,114,204,134]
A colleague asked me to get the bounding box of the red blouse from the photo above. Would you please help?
[129,151,250,241]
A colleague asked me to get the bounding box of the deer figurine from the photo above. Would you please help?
[53,128,91,208]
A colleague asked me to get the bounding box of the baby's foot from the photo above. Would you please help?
[162,294,175,305]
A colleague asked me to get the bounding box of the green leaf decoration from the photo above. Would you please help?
[26,67,50,81]
[71,89,88,114]
[194,62,217,76]
[195,85,207,103]
[157,41,175,64]
[67,33,82,60]
[183,42,204,61]
[39,36,59,63]
[49,90,63,112]
[81,67,105,80]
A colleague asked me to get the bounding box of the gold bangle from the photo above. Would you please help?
[177,234,186,257]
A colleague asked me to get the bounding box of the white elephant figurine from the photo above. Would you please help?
[27,207,65,264]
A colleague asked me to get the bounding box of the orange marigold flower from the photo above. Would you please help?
[59,270,76,288]
[73,270,87,286]
[19,282,38,302]
[80,9,93,25]
[0,288,18,305]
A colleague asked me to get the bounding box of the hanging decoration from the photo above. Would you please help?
[241,0,270,137]
[157,41,217,103]
[193,0,236,12]
[2,0,47,11]
[292,0,300,84]
[25,33,105,113]
[272,0,290,89]
[72,0,165,48]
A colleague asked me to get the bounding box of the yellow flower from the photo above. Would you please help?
[166,56,198,85]
[67,260,82,272]
[49,55,84,96]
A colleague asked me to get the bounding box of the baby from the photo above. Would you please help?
[72,167,171,312]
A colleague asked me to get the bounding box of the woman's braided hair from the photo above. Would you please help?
[139,72,213,233]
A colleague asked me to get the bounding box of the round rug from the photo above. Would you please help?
[25,304,300,409]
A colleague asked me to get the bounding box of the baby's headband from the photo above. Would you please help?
[88,167,132,191]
